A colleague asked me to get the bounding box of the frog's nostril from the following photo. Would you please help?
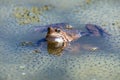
[48,27,50,31]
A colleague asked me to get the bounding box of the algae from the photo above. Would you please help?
[13,5,52,25]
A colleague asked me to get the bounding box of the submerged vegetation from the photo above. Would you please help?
[13,5,53,25]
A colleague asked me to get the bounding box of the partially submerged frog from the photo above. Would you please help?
[35,23,109,55]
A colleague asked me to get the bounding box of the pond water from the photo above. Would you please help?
[0,0,120,80]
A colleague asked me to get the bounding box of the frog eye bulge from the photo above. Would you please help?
[55,28,61,33]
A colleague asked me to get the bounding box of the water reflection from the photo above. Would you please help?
[47,41,67,56]
[0,0,120,80]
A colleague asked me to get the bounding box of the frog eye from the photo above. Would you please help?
[55,29,61,33]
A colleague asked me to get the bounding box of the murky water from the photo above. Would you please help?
[0,0,120,80]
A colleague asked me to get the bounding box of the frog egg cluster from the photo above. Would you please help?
[0,0,120,80]
[64,53,119,80]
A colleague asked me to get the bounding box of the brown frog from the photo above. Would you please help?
[46,26,82,55]
[35,23,109,55]
[46,27,80,46]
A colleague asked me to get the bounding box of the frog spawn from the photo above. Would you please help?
[7,53,118,80]
[65,54,120,80]
[0,0,120,80]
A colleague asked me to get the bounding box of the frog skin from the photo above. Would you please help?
[46,27,80,42]
[36,23,109,45]
[34,23,109,55]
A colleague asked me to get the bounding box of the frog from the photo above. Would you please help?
[35,23,109,55]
